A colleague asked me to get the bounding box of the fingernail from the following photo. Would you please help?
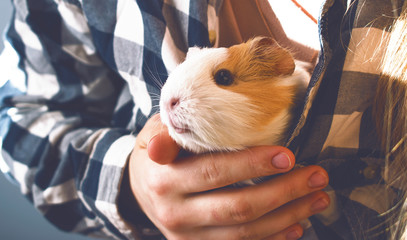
[308,171,328,188]
[147,134,158,147]
[286,229,301,240]
[271,152,291,169]
[148,134,158,143]
[310,197,329,213]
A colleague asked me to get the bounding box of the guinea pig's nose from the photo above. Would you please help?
[169,97,180,110]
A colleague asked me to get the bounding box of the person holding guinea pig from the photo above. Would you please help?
[1,0,406,239]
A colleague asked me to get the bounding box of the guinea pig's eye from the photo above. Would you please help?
[214,69,234,86]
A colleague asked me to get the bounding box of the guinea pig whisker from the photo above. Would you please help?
[143,62,166,89]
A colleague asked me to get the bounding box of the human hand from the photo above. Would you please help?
[128,114,330,240]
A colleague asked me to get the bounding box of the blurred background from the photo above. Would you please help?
[0,1,92,239]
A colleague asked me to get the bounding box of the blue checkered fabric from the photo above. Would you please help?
[0,0,404,239]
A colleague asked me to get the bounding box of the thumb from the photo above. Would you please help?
[146,114,180,164]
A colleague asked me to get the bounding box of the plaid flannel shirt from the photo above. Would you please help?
[0,0,404,239]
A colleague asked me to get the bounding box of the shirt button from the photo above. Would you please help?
[208,30,216,46]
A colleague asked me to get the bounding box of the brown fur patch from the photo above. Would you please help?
[213,37,297,130]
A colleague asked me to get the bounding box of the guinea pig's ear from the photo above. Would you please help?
[249,37,295,76]
[185,47,202,60]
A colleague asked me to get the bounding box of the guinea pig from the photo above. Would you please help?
[160,36,311,153]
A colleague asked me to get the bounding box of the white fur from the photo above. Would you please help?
[160,47,310,153]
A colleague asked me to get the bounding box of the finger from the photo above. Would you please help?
[148,130,180,164]
[264,224,304,240]
[136,113,163,149]
[167,166,328,228]
[199,166,328,225]
[171,146,295,193]
[136,114,180,164]
[184,191,328,240]
[252,191,329,240]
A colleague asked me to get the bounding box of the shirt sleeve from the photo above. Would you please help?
[0,1,139,239]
